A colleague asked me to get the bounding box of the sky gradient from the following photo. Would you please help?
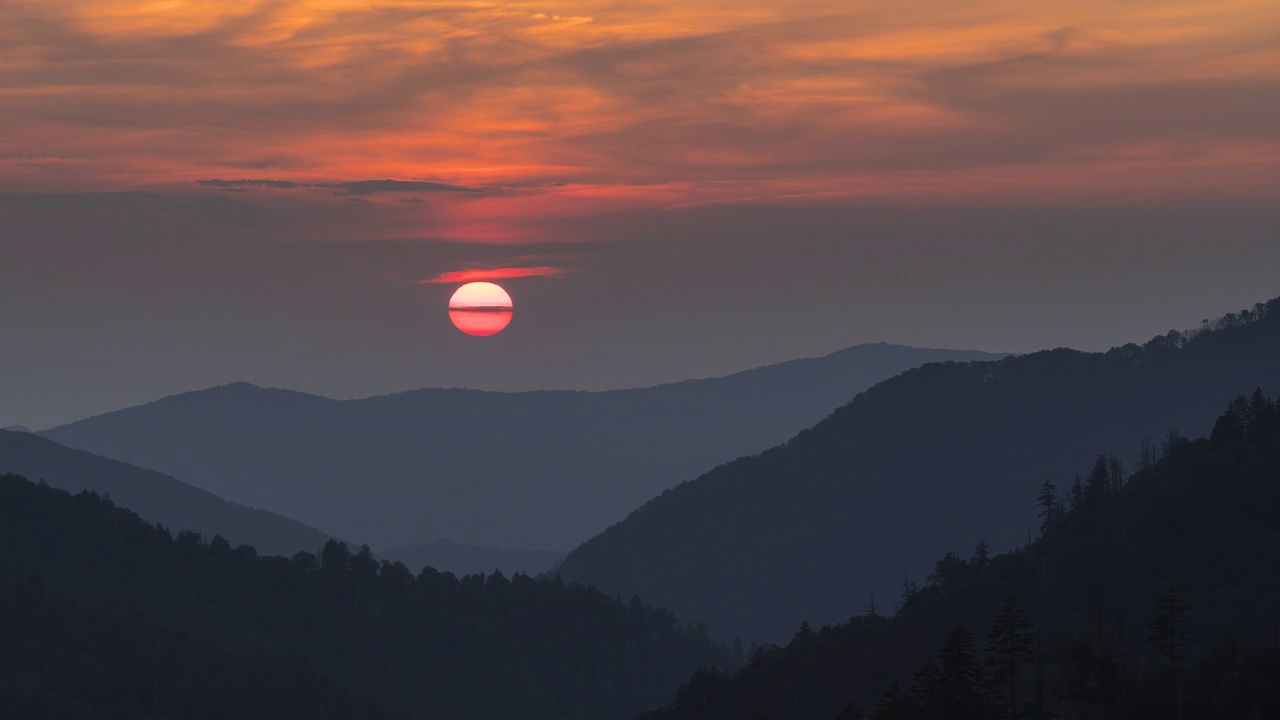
[2,0,1279,427]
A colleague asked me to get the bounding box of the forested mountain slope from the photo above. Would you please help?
[642,390,1280,720]
[561,299,1280,641]
[42,344,1001,552]
[0,474,736,720]
[0,429,336,557]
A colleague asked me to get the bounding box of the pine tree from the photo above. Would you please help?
[899,575,919,610]
[939,624,986,718]
[1246,388,1277,444]
[1036,480,1059,535]
[1148,585,1189,668]
[1069,477,1084,511]
[870,682,914,720]
[1084,455,1111,508]
[970,540,990,573]
[985,598,1035,720]
[908,657,941,715]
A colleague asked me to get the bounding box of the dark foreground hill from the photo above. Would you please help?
[0,475,736,720]
[0,430,335,557]
[642,391,1280,720]
[560,298,1280,642]
[42,344,1000,552]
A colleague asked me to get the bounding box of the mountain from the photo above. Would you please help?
[0,473,736,720]
[41,344,1002,551]
[0,429,336,557]
[379,539,562,577]
[640,391,1280,720]
[2,425,31,433]
[558,298,1280,642]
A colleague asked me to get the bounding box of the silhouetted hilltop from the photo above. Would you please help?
[379,538,561,577]
[640,390,1280,719]
[0,430,337,557]
[559,298,1280,642]
[43,344,1001,551]
[2,425,31,433]
[0,473,736,720]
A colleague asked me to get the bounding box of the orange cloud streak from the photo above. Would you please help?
[422,266,571,284]
[1,0,1277,231]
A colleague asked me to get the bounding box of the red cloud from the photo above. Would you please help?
[421,266,570,284]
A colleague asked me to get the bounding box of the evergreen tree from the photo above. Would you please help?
[1036,480,1059,534]
[899,575,919,610]
[1068,477,1084,511]
[907,657,942,715]
[1148,585,1189,668]
[985,597,1035,720]
[970,540,990,574]
[1246,388,1277,444]
[939,624,986,718]
[870,682,914,720]
[1084,456,1111,508]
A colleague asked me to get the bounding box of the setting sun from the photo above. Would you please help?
[448,281,513,336]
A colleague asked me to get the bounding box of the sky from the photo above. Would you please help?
[2,0,1279,429]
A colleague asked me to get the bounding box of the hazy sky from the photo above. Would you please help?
[2,0,1279,428]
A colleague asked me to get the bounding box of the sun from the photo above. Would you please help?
[449,282,513,336]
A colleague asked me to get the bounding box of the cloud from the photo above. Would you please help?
[197,179,306,189]
[420,266,570,284]
[1,0,1277,212]
[331,180,475,195]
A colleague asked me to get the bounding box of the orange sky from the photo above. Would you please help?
[2,0,1278,241]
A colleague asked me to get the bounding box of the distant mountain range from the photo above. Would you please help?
[2,425,30,433]
[0,429,335,557]
[42,343,1002,552]
[559,298,1280,642]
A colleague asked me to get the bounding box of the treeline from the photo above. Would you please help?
[0,476,737,720]
[643,390,1280,719]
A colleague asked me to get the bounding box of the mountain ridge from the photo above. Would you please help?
[559,298,1280,642]
[0,429,338,558]
[43,343,1004,551]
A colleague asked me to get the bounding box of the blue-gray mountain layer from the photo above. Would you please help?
[43,344,1001,551]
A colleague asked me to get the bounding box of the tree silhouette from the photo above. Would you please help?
[1036,480,1060,534]
[835,700,865,720]
[939,624,986,719]
[1148,585,1189,668]
[985,598,1034,720]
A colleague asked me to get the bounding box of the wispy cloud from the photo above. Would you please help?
[1,0,1277,214]
[420,266,571,284]
[196,178,474,194]
[197,179,306,189]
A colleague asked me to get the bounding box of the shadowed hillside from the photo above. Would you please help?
[640,390,1280,719]
[560,298,1280,642]
[0,473,736,720]
[0,430,336,557]
[43,344,1001,551]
